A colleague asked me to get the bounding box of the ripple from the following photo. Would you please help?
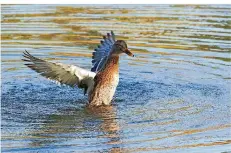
[1,4,231,153]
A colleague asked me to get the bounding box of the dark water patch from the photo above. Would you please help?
[203,56,231,62]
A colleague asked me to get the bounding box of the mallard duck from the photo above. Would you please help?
[22,31,134,106]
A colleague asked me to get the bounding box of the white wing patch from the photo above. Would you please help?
[22,51,96,90]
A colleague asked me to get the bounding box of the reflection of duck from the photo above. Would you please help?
[23,31,134,106]
[29,105,122,152]
[88,106,125,153]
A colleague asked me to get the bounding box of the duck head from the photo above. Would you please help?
[111,40,134,57]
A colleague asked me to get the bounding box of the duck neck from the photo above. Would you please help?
[102,55,119,72]
[108,55,119,64]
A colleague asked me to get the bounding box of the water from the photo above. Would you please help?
[1,4,231,153]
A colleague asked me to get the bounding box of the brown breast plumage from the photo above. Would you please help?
[88,55,120,106]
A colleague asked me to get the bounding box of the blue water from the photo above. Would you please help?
[1,4,231,153]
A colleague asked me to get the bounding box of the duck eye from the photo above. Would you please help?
[116,44,124,51]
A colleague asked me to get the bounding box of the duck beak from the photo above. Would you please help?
[125,49,134,57]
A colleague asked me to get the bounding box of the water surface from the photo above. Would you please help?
[1,4,231,153]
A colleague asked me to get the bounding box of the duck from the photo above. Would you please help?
[22,31,134,107]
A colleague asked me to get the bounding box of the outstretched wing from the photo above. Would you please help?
[91,31,116,72]
[22,51,96,90]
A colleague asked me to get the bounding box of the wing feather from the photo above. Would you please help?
[22,51,96,89]
[91,31,116,72]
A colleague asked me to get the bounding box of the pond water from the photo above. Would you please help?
[1,4,231,153]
